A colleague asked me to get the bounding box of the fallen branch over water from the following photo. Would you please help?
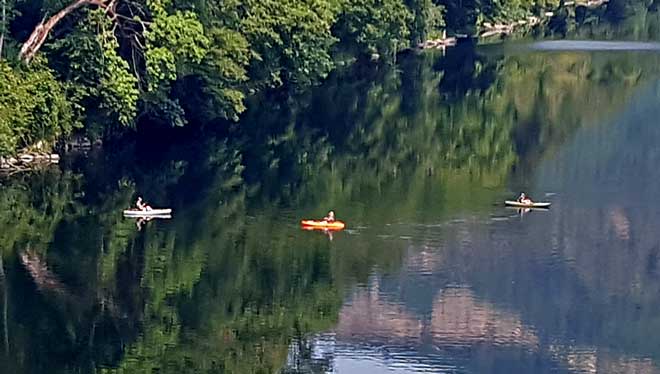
[417,29,457,50]
[419,0,610,49]
[565,0,609,8]
[0,151,60,175]
[418,37,457,50]
[480,16,542,38]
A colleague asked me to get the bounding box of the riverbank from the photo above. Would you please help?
[419,0,611,50]
[1,0,650,163]
[0,152,60,175]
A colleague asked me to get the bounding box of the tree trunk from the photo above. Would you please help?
[19,0,108,63]
[0,0,6,60]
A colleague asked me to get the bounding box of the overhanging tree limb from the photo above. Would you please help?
[19,0,114,63]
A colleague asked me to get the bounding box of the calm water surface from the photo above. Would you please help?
[2,43,660,374]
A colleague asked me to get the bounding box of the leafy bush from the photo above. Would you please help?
[0,60,79,155]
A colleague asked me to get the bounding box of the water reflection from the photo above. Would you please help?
[531,40,660,51]
[1,43,660,373]
[284,76,660,374]
[336,281,540,348]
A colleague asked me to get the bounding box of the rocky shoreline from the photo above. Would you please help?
[419,0,610,50]
[0,152,60,175]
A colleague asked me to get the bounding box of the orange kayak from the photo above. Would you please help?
[300,220,346,230]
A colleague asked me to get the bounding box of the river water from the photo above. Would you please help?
[2,42,660,374]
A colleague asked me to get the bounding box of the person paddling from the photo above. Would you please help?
[517,192,533,205]
[136,196,153,211]
[323,210,336,222]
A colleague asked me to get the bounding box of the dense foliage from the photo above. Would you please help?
[0,60,79,154]
[0,0,648,155]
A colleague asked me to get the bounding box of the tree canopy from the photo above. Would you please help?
[3,0,422,138]
[0,0,656,155]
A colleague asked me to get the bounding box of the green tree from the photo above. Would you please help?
[335,0,414,60]
[0,60,78,155]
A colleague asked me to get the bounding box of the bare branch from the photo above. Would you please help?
[19,0,112,63]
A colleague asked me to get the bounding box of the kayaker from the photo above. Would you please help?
[323,211,336,222]
[136,197,152,211]
[517,193,533,204]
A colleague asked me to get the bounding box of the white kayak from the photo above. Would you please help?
[504,201,551,208]
[123,209,172,217]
